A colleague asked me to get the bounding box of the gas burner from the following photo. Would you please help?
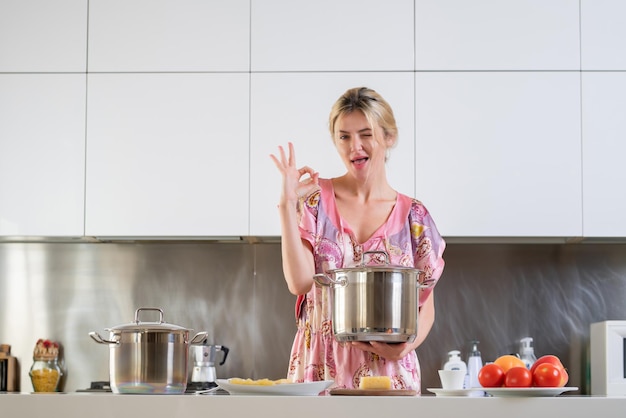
[76,381,112,392]
[185,381,217,393]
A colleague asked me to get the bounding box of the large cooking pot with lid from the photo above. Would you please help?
[89,307,208,394]
[313,251,434,343]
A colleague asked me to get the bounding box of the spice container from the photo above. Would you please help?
[0,344,19,392]
[29,339,62,393]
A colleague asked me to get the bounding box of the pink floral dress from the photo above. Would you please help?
[286,178,446,394]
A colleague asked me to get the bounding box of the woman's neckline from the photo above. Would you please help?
[325,178,399,245]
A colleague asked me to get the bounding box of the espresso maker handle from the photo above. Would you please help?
[218,345,229,366]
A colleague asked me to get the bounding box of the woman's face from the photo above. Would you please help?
[333,111,390,180]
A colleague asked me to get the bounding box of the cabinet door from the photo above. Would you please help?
[415,72,582,237]
[0,75,86,236]
[0,0,87,72]
[250,73,415,236]
[581,0,626,70]
[88,0,249,72]
[416,0,580,70]
[582,73,626,237]
[251,0,414,71]
[86,73,249,237]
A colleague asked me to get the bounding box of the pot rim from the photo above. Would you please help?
[326,265,424,274]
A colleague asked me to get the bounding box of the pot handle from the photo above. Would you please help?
[417,271,436,289]
[313,273,348,288]
[134,307,164,324]
[361,250,389,266]
[89,331,119,345]
[189,332,209,345]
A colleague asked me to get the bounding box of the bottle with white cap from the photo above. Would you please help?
[519,337,537,369]
[443,350,467,371]
[443,350,469,389]
[467,340,485,396]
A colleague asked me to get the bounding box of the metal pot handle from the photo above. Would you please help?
[89,331,119,345]
[313,273,348,288]
[189,332,209,345]
[417,273,436,289]
[134,307,164,324]
[360,250,390,266]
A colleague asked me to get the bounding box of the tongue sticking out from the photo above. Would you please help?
[352,157,368,166]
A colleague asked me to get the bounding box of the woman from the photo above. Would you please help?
[270,87,445,393]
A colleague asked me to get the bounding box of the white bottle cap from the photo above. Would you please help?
[448,350,462,359]
[520,337,534,354]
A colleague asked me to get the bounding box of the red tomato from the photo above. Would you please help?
[530,355,564,375]
[504,367,533,387]
[533,363,563,387]
[531,355,568,386]
[478,364,505,388]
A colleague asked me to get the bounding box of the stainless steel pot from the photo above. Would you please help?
[313,251,434,343]
[89,307,207,394]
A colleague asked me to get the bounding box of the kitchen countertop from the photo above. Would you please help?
[2,393,626,418]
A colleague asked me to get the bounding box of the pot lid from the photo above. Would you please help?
[106,307,191,333]
[327,250,423,274]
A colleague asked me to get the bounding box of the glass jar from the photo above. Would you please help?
[29,356,62,392]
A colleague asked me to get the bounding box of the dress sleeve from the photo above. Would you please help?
[294,191,321,320]
[410,200,446,305]
[297,191,321,250]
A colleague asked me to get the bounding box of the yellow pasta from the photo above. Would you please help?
[229,377,292,386]
[31,369,60,392]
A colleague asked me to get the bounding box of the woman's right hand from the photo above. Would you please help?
[270,142,319,296]
[270,142,319,207]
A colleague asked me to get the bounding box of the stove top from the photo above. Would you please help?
[76,381,112,393]
[76,381,228,395]
[185,381,217,393]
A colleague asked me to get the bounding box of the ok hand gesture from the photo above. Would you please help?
[270,142,320,207]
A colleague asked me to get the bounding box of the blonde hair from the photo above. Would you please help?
[328,87,398,146]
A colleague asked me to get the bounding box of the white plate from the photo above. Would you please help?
[215,379,334,396]
[482,387,578,397]
[427,388,484,397]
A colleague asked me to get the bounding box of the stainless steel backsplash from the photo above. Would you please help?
[1,242,625,393]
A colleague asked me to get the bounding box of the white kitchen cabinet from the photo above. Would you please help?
[581,0,626,70]
[249,73,415,236]
[85,73,249,237]
[0,74,86,236]
[251,0,414,71]
[581,72,626,237]
[415,72,582,238]
[0,0,87,72]
[88,0,249,72]
[415,0,580,70]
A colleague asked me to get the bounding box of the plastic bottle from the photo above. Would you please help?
[519,337,537,369]
[467,340,485,396]
[443,350,468,372]
[444,349,469,389]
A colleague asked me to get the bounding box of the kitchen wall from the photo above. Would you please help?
[1,242,625,394]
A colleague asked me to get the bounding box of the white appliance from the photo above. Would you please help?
[590,320,626,396]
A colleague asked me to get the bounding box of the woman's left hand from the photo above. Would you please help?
[351,341,414,361]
